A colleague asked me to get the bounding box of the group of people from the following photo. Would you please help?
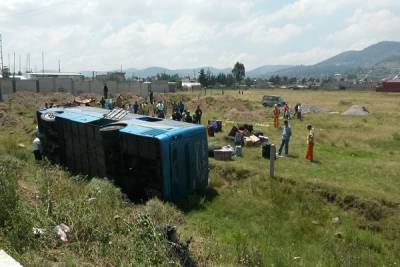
[273,103,315,161]
[273,102,303,129]
[171,100,203,124]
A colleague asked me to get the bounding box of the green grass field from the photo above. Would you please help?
[1,89,399,266]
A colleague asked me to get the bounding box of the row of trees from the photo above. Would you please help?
[198,62,247,87]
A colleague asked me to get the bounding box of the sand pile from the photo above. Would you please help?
[342,105,369,116]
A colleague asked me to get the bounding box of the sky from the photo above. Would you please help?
[0,0,400,72]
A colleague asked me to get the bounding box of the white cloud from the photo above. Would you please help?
[326,9,400,50]
[0,0,399,71]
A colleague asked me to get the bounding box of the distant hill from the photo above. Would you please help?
[272,41,400,78]
[80,41,400,80]
[246,65,293,77]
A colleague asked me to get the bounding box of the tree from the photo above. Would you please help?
[216,73,227,85]
[198,68,207,87]
[245,77,253,87]
[232,62,245,82]
[226,74,235,87]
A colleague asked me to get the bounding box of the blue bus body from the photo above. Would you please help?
[37,106,208,202]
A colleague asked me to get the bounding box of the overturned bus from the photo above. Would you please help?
[37,106,208,202]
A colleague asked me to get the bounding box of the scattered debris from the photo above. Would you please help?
[334,232,343,239]
[301,103,329,113]
[311,220,320,225]
[332,217,341,224]
[244,135,260,146]
[88,197,97,203]
[293,256,302,261]
[74,96,95,105]
[32,227,45,237]
[214,146,234,161]
[55,223,71,242]
[17,143,25,148]
[342,105,369,116]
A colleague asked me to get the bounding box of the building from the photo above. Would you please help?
[23,72,84,80]
[150,80,170,93]
[37,106,208,202]
[182,80,201,90]
[96,71,126,82]
[377,80,400,92]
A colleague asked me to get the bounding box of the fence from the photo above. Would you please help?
[0,78,150,101]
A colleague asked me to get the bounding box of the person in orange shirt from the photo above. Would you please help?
[273,104,280,128]
[305,124,315,161]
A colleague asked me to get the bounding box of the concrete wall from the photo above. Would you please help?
[0,78,149,101]
[151,80,169,93]
[0,80,13,101]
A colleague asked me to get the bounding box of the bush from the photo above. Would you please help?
[0,163,19,227]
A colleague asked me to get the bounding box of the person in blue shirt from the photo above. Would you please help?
[278,120,292,156]
[132,101,138,114]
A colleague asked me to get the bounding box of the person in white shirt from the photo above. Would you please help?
[32,134,42,161]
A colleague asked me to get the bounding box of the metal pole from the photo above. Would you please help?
[0,34,3,73]
[42,51,44,73]
[269,144,275,177]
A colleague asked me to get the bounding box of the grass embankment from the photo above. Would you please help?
[0,90,400,266]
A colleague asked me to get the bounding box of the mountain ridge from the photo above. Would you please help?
[81,41,400,79]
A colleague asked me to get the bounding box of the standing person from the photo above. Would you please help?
[156,101,165,118]
[294,103,299,118]
[234,130,243,146]
[100,97,106,109]
[149,90,154,104]
[116,95,123,108]
[142,102,150,115]
[283,103,290,120]
[305,124,315,161]
[297,103,302,120]
[195,105,203,124]
[133,101,139,114]
[278,120,292,156]
[103,84,109,99]
[32,133,42,161]
[273,104,280,129]
[178,99,185,115]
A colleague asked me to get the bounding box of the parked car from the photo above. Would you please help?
[262,95,286,107]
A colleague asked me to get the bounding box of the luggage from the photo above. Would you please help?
[207,125,214,137]
[262,143,271,159]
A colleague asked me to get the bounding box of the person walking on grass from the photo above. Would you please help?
[273,104,280,129]
[195,105,203,124]
[278,120,292,156]
[305,124,315,161]
[32,133,42,161]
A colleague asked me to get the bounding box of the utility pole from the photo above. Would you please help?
[58,59,61,73]
[0,34,3,73]
[28,53,31,72]
[13,52,15,77]
[19,55,21,74]
[42,51,44,73]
